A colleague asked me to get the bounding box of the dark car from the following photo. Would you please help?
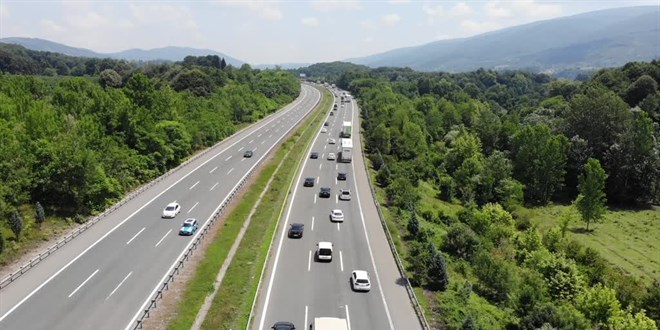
[303,177,315,187]
[319,187,331,198]
[337,172,347,180]
[288,223,304,238]
[310,152,319,159]
[272,322,295,330]
[324,121,329,126]
[330,111,334,116]
[243,150,253,158]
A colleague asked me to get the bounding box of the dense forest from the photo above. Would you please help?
[325,61,659,328]
[0,49,300,261]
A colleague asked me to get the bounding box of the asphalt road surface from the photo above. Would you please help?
[252,90,422,330]
[0,84,321,330]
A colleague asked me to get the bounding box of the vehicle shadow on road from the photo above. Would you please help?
[395,277,410,287]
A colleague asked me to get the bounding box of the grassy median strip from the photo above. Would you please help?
[166,87,331,330]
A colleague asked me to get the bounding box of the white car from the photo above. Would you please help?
[321,127,328,133]
[351,270,371,292]
[327,152,336,160]
[317,242,333,262]
[328,138,336,144]
[162,202,181,218]
[339,189,351,201]
[330,209,344,222]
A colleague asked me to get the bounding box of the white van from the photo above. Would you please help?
[316,242,333,262]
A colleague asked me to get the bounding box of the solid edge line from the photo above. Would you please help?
[255,86,328,330]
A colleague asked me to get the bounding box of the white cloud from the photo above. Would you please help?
[434,33,452,40]
[365,36,374,42]
[0,3,9,19]
[461,19,501,33]
[388,0,411,3]
[485,0,563,20]
[301,17,320,26]
[423,3,444,24]
[218,1,283,21]
[381,14,401,26]
[360,20,377,30]
[40,19,66,33]
[311,1,361,12]
[450,2,473,17]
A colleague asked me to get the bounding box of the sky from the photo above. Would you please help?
[0,0,657,64]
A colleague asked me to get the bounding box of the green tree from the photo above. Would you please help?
[8,210,23,239]
[99,69,122,88]
[0,231,4,255]
[35,201,45,227]
[625,75,658,107]
[575,158,608,231]
[575,283,621,325]
[442,223,481,260]
[461,314,479,330]
[512,125,569,204]
[608,307,658,330]
[427,249,450,291]
[406,212,420,238]
[369,122,391,154]
[385,177,420,211]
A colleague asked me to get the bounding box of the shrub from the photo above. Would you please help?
[575,283,621,325]
[442,223,481,260]
[473,251,517,303]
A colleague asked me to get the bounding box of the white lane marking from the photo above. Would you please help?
[336,164,338,170]
[189,181,200,190]
[228,168,235,175]
[209,166,217,174]
[340,251,344,272]
[241,158,246,162]
[210,182,219,191]
[346,305,352,330]
[155,229,172,247]
[239,146,245,151]
[335,177,338,185]
[257,133,262,138]
[311,216,315,231]
[335,194,338,204]
[253,147,258,153]
[261,140,265,145]
[351,103,395,329]
[314,194,317,204]
[68,269,99,298]
[321,153,324,159]
[106,271,133,300]
[269,134,273,138]
[134,86,320,330]
[304,306,309,330]
[249,139,254,144]
[308,250,312,272]
[324,145,327,150]
[337,222,340,231]
[317,176,320,183]
[225,155,232,161]
[187,202,199,214]
[319,163,322,170]
[126,227,146,245]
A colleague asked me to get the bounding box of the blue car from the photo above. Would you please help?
[179,218,198,236]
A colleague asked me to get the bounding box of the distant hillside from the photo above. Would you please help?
[0,37,244,67]
[347,6,660,74]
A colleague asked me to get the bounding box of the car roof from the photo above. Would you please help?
[290,223,304,228]
[353,270,369,278]
[318,241,332,249]
[305,177,315,181]
[321,187,331,190]
[332,209,343,213]
[167,202,179,207]
[184,218,196,224]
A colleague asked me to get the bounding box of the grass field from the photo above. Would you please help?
[528,204,660,284]
[166,87,331,330]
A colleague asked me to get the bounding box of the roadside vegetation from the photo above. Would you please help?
[307,61,660,329]
[0,48,300,266]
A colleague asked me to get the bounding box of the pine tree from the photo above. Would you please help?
[407,213,420,238]
[35,202,46,228]
[9,211,23,240]
[427,249,450,291]
[575,158,608,231]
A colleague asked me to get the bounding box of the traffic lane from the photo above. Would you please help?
[350,115,423,329]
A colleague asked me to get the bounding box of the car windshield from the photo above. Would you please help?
[357,279,369,284]
[166,206,175,211]
[183,223,193,227]
[319,249,331,255]
[291,224,303,230]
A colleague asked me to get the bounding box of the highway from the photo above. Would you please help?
[0,84,321,330]
[252,90,422,330]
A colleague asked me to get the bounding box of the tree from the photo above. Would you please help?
[575,158,608,231]
[575,283,621,325]
[442,223,481,260]
[406,212,420,238]
[427,249,449,291]
[385,177,420,211]
[625,75,658,107]
[512,125,569,204]
[608,307,657,330]
[0,231,4,255]
[461,314,479,330]
[99,69,122,88]
[8,210,23,239]
[35,201,45,227]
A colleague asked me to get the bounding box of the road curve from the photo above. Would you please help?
[0,84,321,330]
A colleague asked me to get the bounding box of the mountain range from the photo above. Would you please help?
[0,37,244,67]
[2,6,658,74]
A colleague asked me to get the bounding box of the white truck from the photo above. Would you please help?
[339,138,352,163]
[340,121,352,138]
[312,317,348,330]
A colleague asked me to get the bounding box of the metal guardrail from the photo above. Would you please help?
[131,165,256,330]
[0,91,308,291]
[357,108,431,330]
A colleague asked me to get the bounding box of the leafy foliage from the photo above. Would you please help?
[575,158,608,231]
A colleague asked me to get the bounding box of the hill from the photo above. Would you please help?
[0,37,244,66]
[347,6,660,74]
